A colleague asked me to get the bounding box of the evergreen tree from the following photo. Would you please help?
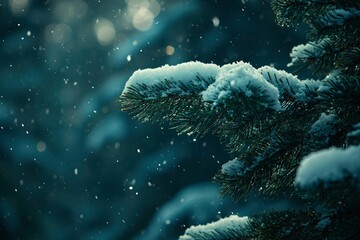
[120,0,360,239]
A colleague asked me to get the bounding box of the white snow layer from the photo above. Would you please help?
[296,79,322,101]
[295,145,360,188]
[348,122,360,140]
[308,113,339,144]
[259,66,323,101]
[221,158,246,176]
[202,61,282,111]
[309,113,338,133]
[316,217,331,230]
[259,65,301,98]
[287,39,330,67]
[122,60,321,105]
[122,61,220,98]
[179,215,249,240]
[320,8,360,27]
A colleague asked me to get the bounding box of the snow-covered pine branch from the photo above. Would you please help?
[348,122,360,145]
[272,0,360,28]
[120,59,340,200]
[221,158,247,177]
[120,61,310,139]
[120,0,360,238]
[271,0,331,27]
[121,60,321,117]
[122,61,219,100]
[274,0,360,77]
[120,62,219,127]
[305,113,340,151]
[316,7,360,28]
[295,145,360,189]
[287,38,336,74]
[258,65,322,101]
[202,61,282,112]
[179,215,250,240]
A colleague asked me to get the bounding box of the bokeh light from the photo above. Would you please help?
[9,0,29,15]
[54,0,88,22]
[94,18,116,46]
[125,0,161,31]
[45,23,73,44]
[36,141,46,152]
[132,7,154,31]
[165,45,175,55]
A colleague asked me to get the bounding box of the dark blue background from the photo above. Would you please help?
[0,0,305,239]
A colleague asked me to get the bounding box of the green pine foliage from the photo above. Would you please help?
[120,0,360,239]
[273,0,360,76]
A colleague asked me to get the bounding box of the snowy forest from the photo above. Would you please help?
[1,0,359,240]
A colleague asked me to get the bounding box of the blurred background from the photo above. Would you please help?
[0,0,306,239]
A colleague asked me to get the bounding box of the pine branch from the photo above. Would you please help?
[259,66,300,100]
[272,0,360,27]
[295,145,360,212]
[318,75,360,123]
[310,17,360,46]
[296,183,360,236]
[274,1,360,76]
[205,88,280,154]
[120,62,221,137]
[271,0,331,27]
[215,131,305,200]
[217,119,271,154]
[308,16,360,76]
[348,122,360,145]
[215,95,327,200]
[120,2,360,238]
[168,99,224,137]
[338,47,360,76]
[288,39,339,75]
[312,7,360,30]
[179,215,251,240]
[249,209,321,240]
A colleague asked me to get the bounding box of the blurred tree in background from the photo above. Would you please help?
[0,0,304,239]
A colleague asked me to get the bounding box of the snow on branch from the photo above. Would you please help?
[120,60,325,135]
[121,60,322,110]
[202,61,282,111]
[221,158,247,177]
[179,215,249,240]
[259,66,301,99]
[122,61,220,99]
[288,38,332,68]
[348,122,360,145]
[259,66,323,102]
[318,8,360,28]
[307,113,340,146]
[295,145,360,188]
